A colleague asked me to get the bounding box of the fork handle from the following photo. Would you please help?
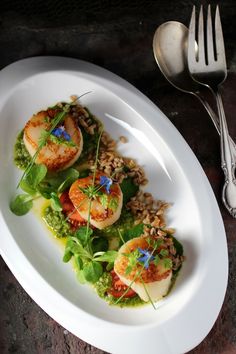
[215,90,236,217]
[196,92,236,162]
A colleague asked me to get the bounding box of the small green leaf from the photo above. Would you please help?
[37,182,55,199]
[75,226,93,246]
[123,223,144,242]
[38,129,49,146]
[123,248,140,272]
[106,262,114,271]
[57,169,80,193]
[19,179,36,195]
[42,175,62,190]
[69,239,86,256]
[65,237,91,260]
[154,239,163,249]
[79,185,98,199]
[159,249,169,257]
[26,164,47,188]
[64,238,74,254]
[74,255,83,270]
[20,164,47,195]
[77,270,86,284]
[125,265,133,275]
[63,250,73,263]
[170,235,184,256]
[79,169,90,178]
[82,261,103,283]
[120,177,139,204]
[58,177,76,193]
[99,193,108,208]
[163,258,172,269]
[129,252,139,267]
[50,192,62,211]
[61,168,80,181]
[44,116,50,123]
[50,134,76,147]
[10,194,33,216]
[153,255,160,266]
[91,237,108,253]
[94,250,118,263]
[108,197,118,211]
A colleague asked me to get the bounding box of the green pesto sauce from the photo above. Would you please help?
[114,295,145,308]
[13,109,183,309]
[94,272,145,308]
[42,206,146,307]
[42,205,133,242]
[42,206,73,238]
[14,130,32,169]
[41,204,145,307]
[42,206,183,308]
[96,208,134,239]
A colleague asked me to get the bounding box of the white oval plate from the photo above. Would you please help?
[0,57,228,354]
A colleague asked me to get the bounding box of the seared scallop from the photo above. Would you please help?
[23,110,83,171]
[69,174,123,229]
[114,236,172,302]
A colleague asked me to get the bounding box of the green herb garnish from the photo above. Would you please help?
[120,177,139,204]
[10,194,34,216]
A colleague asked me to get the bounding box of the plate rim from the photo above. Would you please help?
[0,56,228,354]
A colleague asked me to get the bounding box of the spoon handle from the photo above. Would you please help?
[196,92,236,162]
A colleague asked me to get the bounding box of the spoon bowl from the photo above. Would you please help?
[153,20,236,160]
[153,21,199,93]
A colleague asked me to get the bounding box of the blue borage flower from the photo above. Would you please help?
[62,131,71,141]
[137,248,155,269]
[51,126,71,141]
[100,175,113,194]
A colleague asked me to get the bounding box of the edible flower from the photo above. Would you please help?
[137,248,155,269]
[51,126,71,141]
[100,175,112,194]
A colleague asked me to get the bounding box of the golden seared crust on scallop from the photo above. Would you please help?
[114,236,172,302]
[114,237,171,283]
[23,110,83,171]
[69,174,123,229]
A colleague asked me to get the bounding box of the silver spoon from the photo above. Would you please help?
[153,21,236,160]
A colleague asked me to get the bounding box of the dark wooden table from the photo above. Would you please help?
[0,1,236,353]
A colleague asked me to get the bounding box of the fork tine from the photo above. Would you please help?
[198,5,206,64]
[207,5,215,64]
[188,6,197,65]
[215,5,227,67]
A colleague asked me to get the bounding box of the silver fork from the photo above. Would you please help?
[187,5,236,218]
